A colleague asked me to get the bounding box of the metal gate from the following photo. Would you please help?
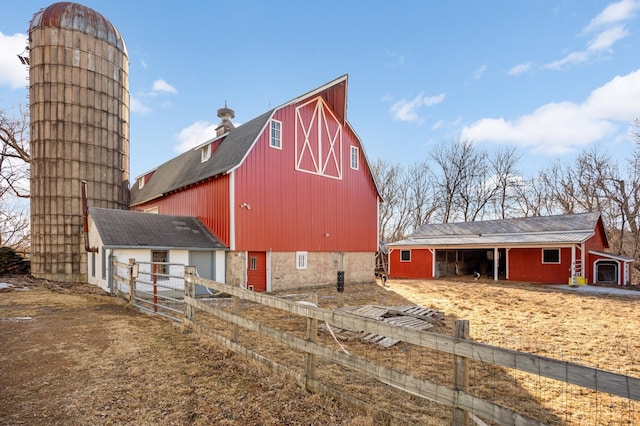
[113,260,185,322]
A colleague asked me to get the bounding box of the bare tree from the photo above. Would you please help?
[0,107,30,197]
[430,139,496,222]
[489,146,521,219]
[406,160,439,231]
[372,160,412,241]
[0,107,31,250]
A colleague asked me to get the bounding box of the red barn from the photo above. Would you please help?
[129,75,381,291]
[387,212,634,286]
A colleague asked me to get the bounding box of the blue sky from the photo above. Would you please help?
[1,1,639,180]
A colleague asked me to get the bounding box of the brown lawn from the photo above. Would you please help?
[1,275,639,425]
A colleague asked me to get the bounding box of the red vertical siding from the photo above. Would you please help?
[508,247,572,283]
[133,175,231,246]
[233,99,379,252]
[388,249,433,279]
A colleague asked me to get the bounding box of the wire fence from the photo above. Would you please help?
[468,324,640,425]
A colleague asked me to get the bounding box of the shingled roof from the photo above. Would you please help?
[89,207,226,250]
[389,212,607,247]
[130,110,274,206]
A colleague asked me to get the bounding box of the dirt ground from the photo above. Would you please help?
[0,277,377,425]
[1,275,639,425]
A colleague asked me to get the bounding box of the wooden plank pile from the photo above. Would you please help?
[319,304,444,347]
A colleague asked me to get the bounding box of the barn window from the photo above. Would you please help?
[249,256,257,270]
[296,251,308,269]
[400,250,411,262]
[201,143,212,162]
[350,146,359,170]
[270,119,282,149]
[542,249,560,264]
[152,250,169,279]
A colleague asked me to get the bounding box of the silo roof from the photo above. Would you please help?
[30,2,127,55]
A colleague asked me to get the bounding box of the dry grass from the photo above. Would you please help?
[2,276,639,425]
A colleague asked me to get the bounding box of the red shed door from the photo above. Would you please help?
[247,251,267,292]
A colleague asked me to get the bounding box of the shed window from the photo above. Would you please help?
[296,251,308,269]
[152,250,169,279]
[270,119,282,149]
[249,256,257,270]
[542,249,560,264]
[400,250,411,262]
[350,146,359,170]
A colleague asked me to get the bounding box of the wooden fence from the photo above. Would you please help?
[182,270,640,426]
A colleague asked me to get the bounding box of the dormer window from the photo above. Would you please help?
[270,119,282,149]
[138,177,145,189]
[201,144,212,162]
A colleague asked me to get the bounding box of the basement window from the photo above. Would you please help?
[400,250,411,262]
[270,119,282,149]
[350,146,359,170]
[542,249,560,264]
[296,251,308,270]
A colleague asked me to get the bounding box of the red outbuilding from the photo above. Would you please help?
[129,75,381,291]
[386,212,634,286]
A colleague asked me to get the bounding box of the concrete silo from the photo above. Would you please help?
[28,2,129,282]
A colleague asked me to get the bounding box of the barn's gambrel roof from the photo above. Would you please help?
[389,212,607,248]
[130,74,379,207]
[90,207,226,250]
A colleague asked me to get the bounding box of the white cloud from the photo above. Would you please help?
[473,65,487,79]
[130,79,177,115]
[0,32,28,90]
[460,69,640,154]
[152,79,177,94]
[587,24,629,51]
[175,121,218,152]
[544,0,639,70]
[508,62,533,76]
[375,50,405,68]
[389,92,445,123]
[130,95,150,115]
[140,60,148,69]
[583,0,640,33]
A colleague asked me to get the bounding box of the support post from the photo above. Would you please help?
[452,319,470,426]
[184,266,196,326]
[305,293,318,387]
[128,258,135,306]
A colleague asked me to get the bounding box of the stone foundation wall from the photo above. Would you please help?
[270,251,374,291]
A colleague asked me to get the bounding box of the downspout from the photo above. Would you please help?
[81,180,99,253]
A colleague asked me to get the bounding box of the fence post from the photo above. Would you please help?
[184,266,196,326]
[452,319,470,426]
[305,293,319,387]
[231,295,240,343]
[128,258,136,306]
